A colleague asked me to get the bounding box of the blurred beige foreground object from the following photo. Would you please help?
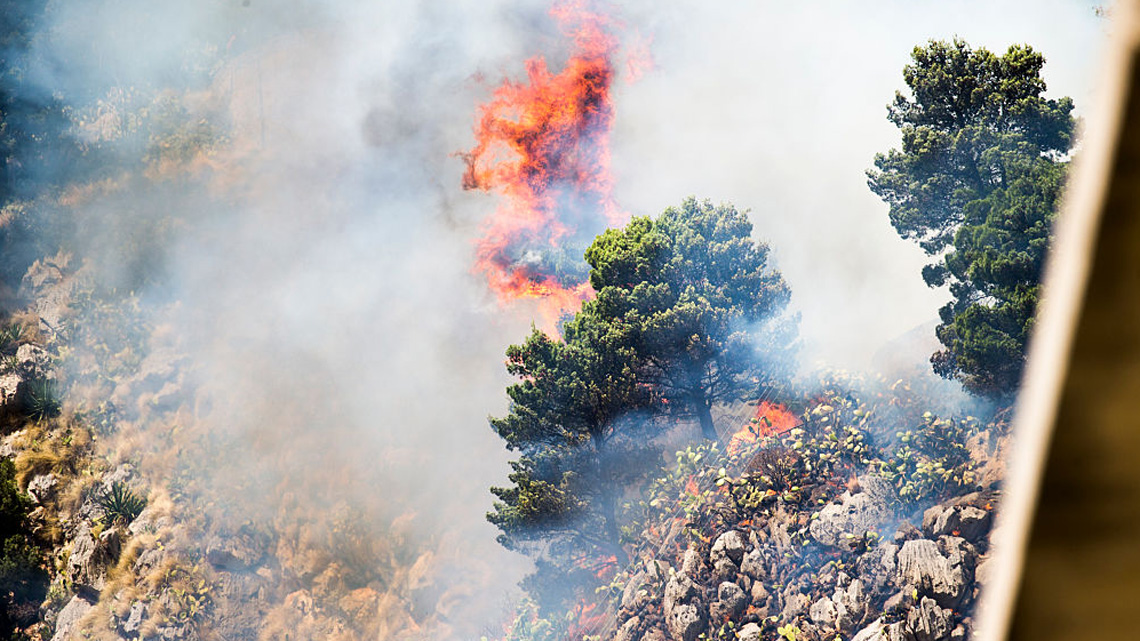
[975,2,1140,640]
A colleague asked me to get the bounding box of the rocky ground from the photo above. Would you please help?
[0,254,466,641]
[596,399,1009,641]
[612,482,997,641]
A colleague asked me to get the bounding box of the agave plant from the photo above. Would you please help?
[96,481,147,525]
[23,379,61,421]
[0,323,21,355]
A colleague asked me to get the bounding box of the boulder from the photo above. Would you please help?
[809,477,894,547]
[907,596,952,641]
[51,595,94,641]
[121,600,147,635]
[27,473,58,504]
[896,539,967,608]
[737,622,763,641]
[621,569,652,612]
[955,506,992,542]
[740,548,766,580]
[710,530,746,565]
[681,546,704,577]
[712,557,738,583]
[614,615,640,641]
[16,343,50,378]
[750,580,770,609]
[833,578,865,631]
[782,592,810,620]
[938,536,979,578]
[666,603,706,641]
[851,618,910,641]
[809,595,837,627]
[709,582,748,622]
[0,373,24,416]
[663,573,700,619]
[923,504,992,542]
[68,526,122,592]
[856,542,898,594]
[884,587,916,614]
[102,464,135,489]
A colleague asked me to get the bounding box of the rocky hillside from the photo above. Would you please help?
[611,480,997,641]
[0,255,466,641]
[494,384,1012,641]
[0,245,1012,641]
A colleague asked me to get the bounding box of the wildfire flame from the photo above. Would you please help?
[727,402,800,455]
[461,0,630,329]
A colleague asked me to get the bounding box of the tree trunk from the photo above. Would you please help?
[695,395,718,441]
[600,489,628,566]
[592,431,629,566]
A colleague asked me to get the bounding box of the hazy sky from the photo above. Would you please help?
[604,0,1108,369]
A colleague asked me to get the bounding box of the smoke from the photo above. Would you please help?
[608,0,1106,370]
[4,0,1107,637]
[15,0,569,637]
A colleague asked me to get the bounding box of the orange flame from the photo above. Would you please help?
[461,0,629,329]
[684,476,700,497]
[568,599,610,638]
[727,402,799,455]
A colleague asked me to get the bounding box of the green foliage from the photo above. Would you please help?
[634,390,873,547]
[22,378,61,421]
[869,38,1073,253]
[488,310,653,555]
[0,459,46,635]
[488,455,587,550]
[489,198,796,614]
[877,413,979,505]
[778,623,802,641]
[868,39,1074,397]
[488,306,653,613]
[0,460,31,543]
[585,197,796,439]
[0,323,22,354]
[96,481,147,525]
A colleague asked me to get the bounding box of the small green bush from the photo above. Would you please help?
[96,481,147,525]
[0,324,21,355]
[877,412,979,505]
[22,379,61,421]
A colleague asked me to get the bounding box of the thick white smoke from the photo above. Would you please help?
[12,0,1106,637]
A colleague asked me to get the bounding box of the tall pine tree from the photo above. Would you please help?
[868,39,1075,397]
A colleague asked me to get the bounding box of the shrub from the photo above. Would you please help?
[96,481,147,525]
[877,412,979,505]
[22,378,61,421]
[0,324,22,355]
[0,460,46,636]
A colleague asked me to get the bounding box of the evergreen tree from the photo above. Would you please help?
[489,311,651,563]
[585,197,795,439]
[488,198,795,611]
[868,39,1075,397]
